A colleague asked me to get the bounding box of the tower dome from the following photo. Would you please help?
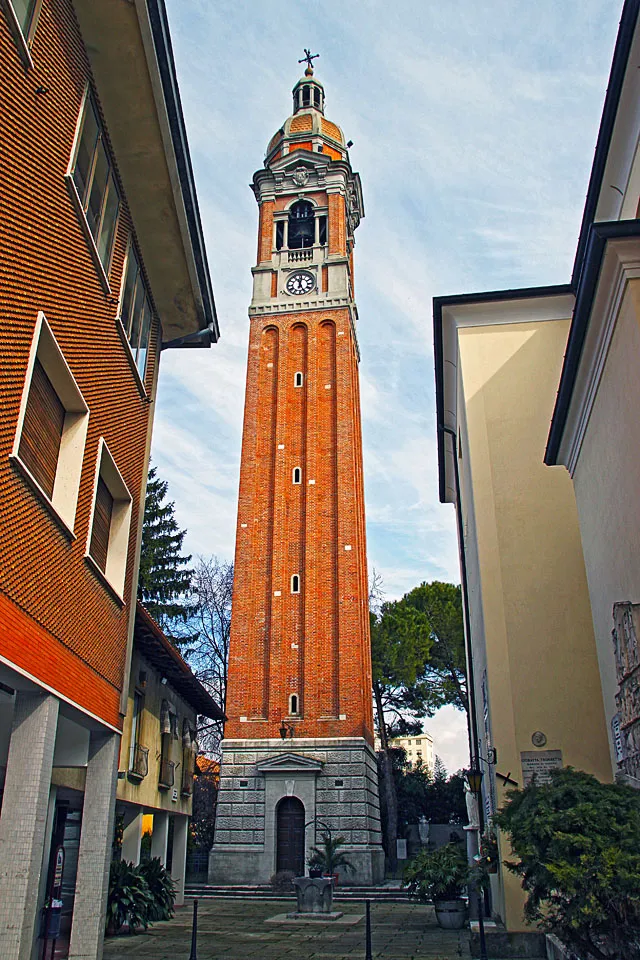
[266,64,348,165]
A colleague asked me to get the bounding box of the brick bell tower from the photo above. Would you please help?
[209,56,384,886]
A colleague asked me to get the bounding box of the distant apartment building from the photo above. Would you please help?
[0,2,218,958]
[375,732,434,770]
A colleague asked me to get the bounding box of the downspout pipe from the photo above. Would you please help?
[440,423,483,793]
[440,422,489,960]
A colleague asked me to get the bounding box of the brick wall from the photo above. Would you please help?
[0,0,160,727]
[226,307,373,744]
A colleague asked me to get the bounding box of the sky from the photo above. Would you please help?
[152,0,623,773]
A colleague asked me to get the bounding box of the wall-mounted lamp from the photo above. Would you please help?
[279,720,295,740]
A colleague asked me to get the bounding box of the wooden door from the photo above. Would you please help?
[276,797,305,875]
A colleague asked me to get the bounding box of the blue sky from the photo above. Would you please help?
[151,0,622,771]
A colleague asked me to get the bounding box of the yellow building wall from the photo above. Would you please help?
[571,279,640,771]
[116,647,196,816]
[457,318,611,931]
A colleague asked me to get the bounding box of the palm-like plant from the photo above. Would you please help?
[138,857,176,921]
[308,834,355,876]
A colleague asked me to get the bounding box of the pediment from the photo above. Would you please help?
[256,753,323,775]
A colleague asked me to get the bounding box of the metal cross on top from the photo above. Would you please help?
[298,49,319,72]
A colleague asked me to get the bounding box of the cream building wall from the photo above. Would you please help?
[440,299,612,931]
[554,264,640,775]
[386,732,434,770]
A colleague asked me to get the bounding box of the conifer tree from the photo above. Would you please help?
[138,466,192,634]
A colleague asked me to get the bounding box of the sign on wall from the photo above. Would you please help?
[520,750,563,787]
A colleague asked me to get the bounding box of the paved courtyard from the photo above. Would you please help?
[102,898,472,959]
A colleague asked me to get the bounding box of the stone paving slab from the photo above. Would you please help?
[103,897,471,959]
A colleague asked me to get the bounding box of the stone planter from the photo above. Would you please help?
[434,899,467,929]
[292,877,334,914]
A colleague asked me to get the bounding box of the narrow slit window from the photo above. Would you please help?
[275,221,285,251]
[294,372,303,387]
[289,694,299,715]
[291,574,300,594]
[293,467,301,484]
[314,88,321,108]
[319,216,327,246]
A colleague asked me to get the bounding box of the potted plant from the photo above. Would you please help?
[479,829,499,874]
[307,853,323,879]
[308,834,355,885]
[403,843,469,929]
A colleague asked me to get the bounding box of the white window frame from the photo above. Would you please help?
[115,239,154,394]
[85,438,132,603]
[65,85,120,294]
[294,372,303,387]
[1,0,42,67]
[10,312,89,537]
[289,694,299,716]
[291,574,300,594]
[292,467,302,484]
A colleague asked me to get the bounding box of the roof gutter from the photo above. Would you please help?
[145,0,220,344]
[571,0,640,289]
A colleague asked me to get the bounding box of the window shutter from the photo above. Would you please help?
[90,477,113,571]
[18,359,65,499]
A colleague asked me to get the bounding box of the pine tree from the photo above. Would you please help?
[138,466,192,635]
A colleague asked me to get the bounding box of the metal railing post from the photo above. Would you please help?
[188,898,198,960]
[365,899,372,960]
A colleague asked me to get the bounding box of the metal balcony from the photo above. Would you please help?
[158,758,175,789]
[128,744,149,782]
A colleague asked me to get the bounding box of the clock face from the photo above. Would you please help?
[286,271,315,296]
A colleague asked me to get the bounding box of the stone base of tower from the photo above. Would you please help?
[209,737,384,886]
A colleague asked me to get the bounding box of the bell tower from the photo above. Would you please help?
[209,58,384,886]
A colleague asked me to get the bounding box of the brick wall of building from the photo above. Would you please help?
[0,0,160,728]
[225,306,373,744]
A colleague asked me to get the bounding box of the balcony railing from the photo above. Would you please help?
[158,758,175,790]
[128,744,149,782]
[288,248,313,262]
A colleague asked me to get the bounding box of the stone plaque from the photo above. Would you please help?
[520,750,562,786]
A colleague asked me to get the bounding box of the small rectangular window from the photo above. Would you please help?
[319,216,327,246]
[18,359,65,500]
[294,372,303,387]
[89,477,113,573]
[292,467,301,484]
[86,440,133,599]
[118,244,153,380]
[275,221,285,250]
[291,574,300,594]
[69,93,120,275]
[12,313,89,533]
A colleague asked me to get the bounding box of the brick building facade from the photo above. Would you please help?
[0,1,217,957]
[209,64,383,886]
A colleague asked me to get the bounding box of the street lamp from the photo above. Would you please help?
[466,764,483,795]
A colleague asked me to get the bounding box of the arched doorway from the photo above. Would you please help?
[275,797,305,875]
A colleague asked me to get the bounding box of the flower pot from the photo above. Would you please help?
[434,899,467,929]
[308,868,322,879]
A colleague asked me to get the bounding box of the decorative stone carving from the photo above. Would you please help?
[292,166,310,186]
